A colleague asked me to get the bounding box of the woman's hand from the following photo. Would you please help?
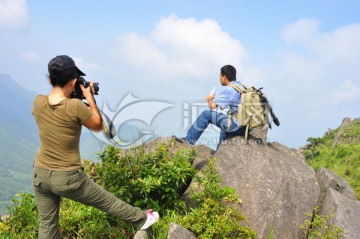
[79,81,95,100]
[80,81,103,131]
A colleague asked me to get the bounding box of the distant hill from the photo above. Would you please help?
[0,74,38,213]
[0,75,103,214]
[302,117,360,199]
[0,74,38,132]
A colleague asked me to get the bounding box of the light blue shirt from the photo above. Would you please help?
[213,81,241,115]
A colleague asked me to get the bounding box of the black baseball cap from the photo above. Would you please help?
[48,55,86,76]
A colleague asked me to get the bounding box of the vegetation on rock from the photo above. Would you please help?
[303,118,360,199]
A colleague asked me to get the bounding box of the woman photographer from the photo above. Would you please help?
[32,55,158,238]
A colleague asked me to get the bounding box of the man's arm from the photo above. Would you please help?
[206,93,217,109]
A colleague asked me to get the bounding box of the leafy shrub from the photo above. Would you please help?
[0,193,38,239]
[301,207,343,239]
[1,141,257,238]
[94,141,196,211]
[58,198,135,239]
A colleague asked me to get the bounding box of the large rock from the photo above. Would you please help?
[316,168,360,238]
[144,137,360,238]
[316,167,356,204]
[320,189,360,239]
[214,138,320,239]
[333,117,352,146]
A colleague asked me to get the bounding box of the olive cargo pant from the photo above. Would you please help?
[33,167,146,239]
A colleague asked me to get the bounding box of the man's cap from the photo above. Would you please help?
[48,55,85,76]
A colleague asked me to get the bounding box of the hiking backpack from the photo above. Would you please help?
[230,83,280,140]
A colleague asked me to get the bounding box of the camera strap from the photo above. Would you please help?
[99,109,117,139]
[83,101,116,140]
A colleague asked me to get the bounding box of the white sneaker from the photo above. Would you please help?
[140,209,159,229]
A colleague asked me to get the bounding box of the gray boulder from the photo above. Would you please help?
[316,167,360,238]
[144,137,360,238]
[320,189,360,239]
[316,167,356,204]
[133,229,151,239]
[214,138,320,239]
[167,223,197,239]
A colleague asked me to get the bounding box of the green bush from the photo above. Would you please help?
[300,207,343,239]
[94,141,196,211]
[0,141,256,239]
[58,199,135,238]
[0,193,38,239]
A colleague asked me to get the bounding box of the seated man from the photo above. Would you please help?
[173,65,245,153]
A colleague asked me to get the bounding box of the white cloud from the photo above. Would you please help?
[281,18,320,45]
[278,18,360,91]
[113,14,248,82]
[315,24,360,65]
[281,18,360,66]
[0,0,29,28]
[73,57,108,73]
[21,51,39,61]
[274,18,360,145]
[329,79,360,104]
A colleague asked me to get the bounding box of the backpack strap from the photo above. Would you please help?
[229,84,245,94]
[229,84,251,140]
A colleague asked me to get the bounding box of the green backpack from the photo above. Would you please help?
[230,83,280,140]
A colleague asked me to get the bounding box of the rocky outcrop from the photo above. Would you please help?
[320,189,360,239]
[316,167,356,205]
[332,117,360,146]
[213,139,319,239]
[146,135,360,238]
[316,168,360,239]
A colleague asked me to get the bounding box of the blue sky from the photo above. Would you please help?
[1,0,359,149]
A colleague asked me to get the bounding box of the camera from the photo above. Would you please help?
[71,77,99,99]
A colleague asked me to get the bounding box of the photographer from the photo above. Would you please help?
[32,55,158,238]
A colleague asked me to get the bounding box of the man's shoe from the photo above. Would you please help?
[140,209,159,230]
[210,149,216,155]
[172,135,188,144]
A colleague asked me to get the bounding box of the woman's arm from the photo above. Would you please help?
[80,82,103,131]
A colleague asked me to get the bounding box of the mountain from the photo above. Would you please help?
[0,74,38,213]
[302,117,360,199]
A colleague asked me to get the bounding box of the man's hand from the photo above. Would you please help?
[206,93,217,109]
[206,93,215,102]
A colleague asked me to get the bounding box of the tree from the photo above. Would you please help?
[305,137,323,160]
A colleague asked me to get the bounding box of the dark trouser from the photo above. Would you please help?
[33,167,146,239]
[186,110,245,149]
